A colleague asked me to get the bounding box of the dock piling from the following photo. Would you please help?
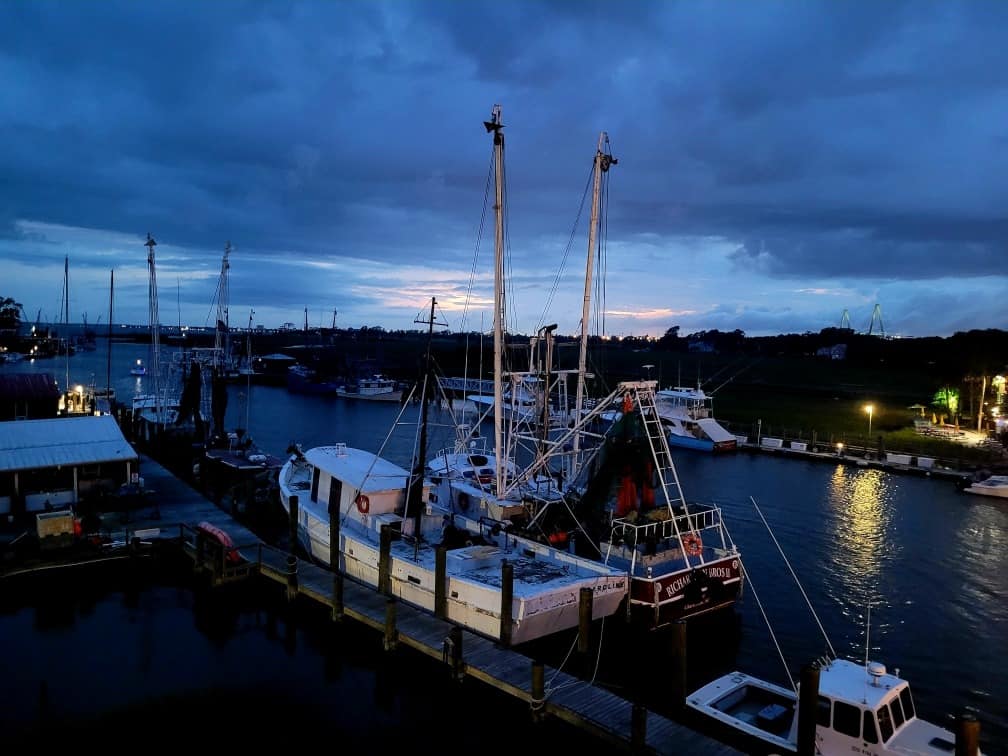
[383,596,398,651]
[631,701,647,752]
[434,544,447,619]
[288,494,299,558]
[442,625,464,682]
[531,660,545,723]
[955,712,981,756]
[328,498,343,622]
[286,554,298,602]
[671,619,687,711]
[796,662,821,756]
[378,524,392,595]
[500,559,513,647]
[578,586,593,654]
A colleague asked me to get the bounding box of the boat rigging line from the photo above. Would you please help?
[738,560,797,694]
[751,496,837,660]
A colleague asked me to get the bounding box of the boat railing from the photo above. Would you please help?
[611,505,724,542]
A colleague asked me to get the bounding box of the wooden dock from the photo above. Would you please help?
[133,453,741,755]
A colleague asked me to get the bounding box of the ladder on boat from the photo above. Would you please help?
[623,381,687,512]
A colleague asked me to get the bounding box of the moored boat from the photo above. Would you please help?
[686,658,969,754]
[277,440,628,646]
[960,472,1008,499]
[655,385,737,452]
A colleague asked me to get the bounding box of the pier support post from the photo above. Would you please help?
[288,494,299,557]
[434,544,447,619]
[442,625,463,682]
[671,619,687,711]
[955,713,981,756]
[500,559,514,647]
[195,530,205,573]
[577,586,593,654]
[531,660,545,723]
[328,499,343,622]
[631,702,647,752]
[286,554,298,602]
[796,662,821,756]
[378,524,392,596]
[383,597,398,651]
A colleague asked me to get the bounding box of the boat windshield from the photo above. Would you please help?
[877,702,895,742]
[899,686,915,719]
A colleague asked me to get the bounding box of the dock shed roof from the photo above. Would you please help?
[0,416,138,472]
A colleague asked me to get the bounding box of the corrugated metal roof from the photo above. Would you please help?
[0,416,138,472]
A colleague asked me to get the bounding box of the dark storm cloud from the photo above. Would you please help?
[1,1,1006,334]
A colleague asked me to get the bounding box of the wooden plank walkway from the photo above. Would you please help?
[135,453,742,755]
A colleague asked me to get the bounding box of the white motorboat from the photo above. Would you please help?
[687,658,968,754]
[277,441,627,646]
[961,473,1008,499]
[685,498,976,754]
[655,385,737,452]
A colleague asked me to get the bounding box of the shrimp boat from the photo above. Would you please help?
[277,437,627,646]
[277,114,630,646]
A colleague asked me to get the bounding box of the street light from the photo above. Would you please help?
[864,403,874,438]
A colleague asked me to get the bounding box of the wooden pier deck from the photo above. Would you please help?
[130,453,741,755]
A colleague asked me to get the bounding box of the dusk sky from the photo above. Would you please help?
[2,1,1006,339]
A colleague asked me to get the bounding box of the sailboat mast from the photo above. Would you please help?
[63,255,70,397]
[245,308,254,433]
[146,233,163,425]
[573,132,616,474]
[408,296,439,552]
[106,269,114,401]
[486,104,506,495]
[215,241,231,370]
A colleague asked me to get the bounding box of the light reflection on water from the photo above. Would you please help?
[824,467,896,631]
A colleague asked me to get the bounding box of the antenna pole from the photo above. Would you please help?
[752,496,837,659]
[865,602,871,668]
[106,269,114,401]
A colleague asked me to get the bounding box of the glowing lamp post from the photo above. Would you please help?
[864,404,874,439]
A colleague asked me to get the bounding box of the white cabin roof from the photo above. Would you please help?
[0,416,138,472]
[817,659,905,710]
[303,444,411,494]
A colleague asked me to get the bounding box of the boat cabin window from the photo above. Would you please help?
[877,703,895,742]
[311,466,320,502]
[467,455,489,466]
[862,711,879,743]
[833,701,861,739]
[462,471,476,479]
[890,696,906,728]
[816,696,831,727]
[898,687,915,719]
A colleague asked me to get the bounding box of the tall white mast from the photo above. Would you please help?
[573,132,616,475]
[485,105,506,495]
[145,233,163,425]
[214,241,231,370]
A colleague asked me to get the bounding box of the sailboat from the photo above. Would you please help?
[131,234,208,448]
[278,107,630,646]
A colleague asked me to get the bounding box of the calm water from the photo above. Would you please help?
[3,342,1006,752]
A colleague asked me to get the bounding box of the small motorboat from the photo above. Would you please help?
[130,358,147,376]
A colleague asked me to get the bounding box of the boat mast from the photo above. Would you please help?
[106,269,113,401]
[146,233,163,425]
[408,296,442,555]
[63,255,70,400]
[485,104,506,495]
[214,241,231,370]
[573,132,616,476]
